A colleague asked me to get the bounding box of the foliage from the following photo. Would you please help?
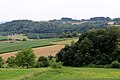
[90,17,111,22]
[0,56,3,68]
[113,18,120,24]
[15,48,36,68]
[0,19,108,39]
[48,55,54,60]
[59,31,79,38]
[22,38,27,41]
[36,56,49,67]
[56,27,120,67]
[49,58,63,69]
[110,61,120,68]
[6,56,16,68]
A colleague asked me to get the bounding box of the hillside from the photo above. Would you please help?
[0,17,109,39]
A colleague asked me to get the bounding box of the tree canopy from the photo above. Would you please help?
[56,27,120,67]
[0,18,108,39]
[15,48,36,68]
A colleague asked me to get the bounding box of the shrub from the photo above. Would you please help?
[49,58,63,69]
[36,56,49,67]
[110,61,120,68]
[6,56,17,68]
[48,55,54,60]
[15,48,36,68]
[0,56,3,68]
[22,38,27,41]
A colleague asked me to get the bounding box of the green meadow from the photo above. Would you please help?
[0,38,78,53]
[1,67,120,80]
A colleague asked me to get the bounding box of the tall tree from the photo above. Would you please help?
[16,48,36,68]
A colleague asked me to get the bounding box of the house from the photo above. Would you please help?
[108,22,117,26]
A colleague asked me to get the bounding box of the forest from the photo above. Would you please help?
[0,17,116,39]
[56,27,120,67]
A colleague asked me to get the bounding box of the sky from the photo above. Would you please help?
[0,0,120,21]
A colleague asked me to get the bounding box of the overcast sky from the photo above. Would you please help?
[0,0,120,21]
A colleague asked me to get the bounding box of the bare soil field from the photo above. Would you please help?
[0,45,65,60]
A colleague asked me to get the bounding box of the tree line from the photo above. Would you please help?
[0,48,62,69]
[0,17,111,39]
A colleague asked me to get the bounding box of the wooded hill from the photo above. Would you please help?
[0,17,119,39]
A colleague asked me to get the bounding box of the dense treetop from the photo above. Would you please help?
[56,27,120,67]
[0,17,119,39]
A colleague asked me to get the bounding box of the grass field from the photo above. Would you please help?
[1,67,120,80]
[0,38,78,53]
[0,36,8,41]
[51,37,78,45]
[0,68,50,80]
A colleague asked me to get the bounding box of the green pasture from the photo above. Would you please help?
[1,67,120,80]
[0,38,78,53]
[51,37,78,45]
[0,36,8,41]
[0,68,50,80]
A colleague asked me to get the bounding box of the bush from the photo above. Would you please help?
[36,56,49,67]
[6,56,17,68]
[110,61,120,68]
[0,56,3,68]
[15,48,36,68]
[22,38,27,41]
[48,55,54,60]
[49,58,63,69]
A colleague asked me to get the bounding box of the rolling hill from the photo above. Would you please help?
[0,17,109,39]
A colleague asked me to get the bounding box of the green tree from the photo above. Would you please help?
[49,58,63,69]
[72,31,78,37]
[15,48,36,68]
[6,56,16,68]
[59,32,66,38]
[0,56,3,68]
[22,38,27,41]
[111,61,120,68]
[57,27,120,67]
[36,56,49,67]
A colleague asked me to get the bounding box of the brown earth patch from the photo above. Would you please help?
[0,45,65,60]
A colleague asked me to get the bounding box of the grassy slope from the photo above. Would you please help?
[51,37,78,45]
[0,38,78,53]
[0,68,50,80]
[1,67,120,80]
[26,67,120,80]
[0,36,8,40]
[0,38,61,53]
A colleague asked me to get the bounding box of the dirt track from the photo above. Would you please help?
[0,45,65,60]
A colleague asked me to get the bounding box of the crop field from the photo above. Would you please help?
[1,67,120,80]
[0,36,8,41]
[0,38,78,53]
[0,45,65,60]
[51,37,78,45]
[0,38,63,53]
